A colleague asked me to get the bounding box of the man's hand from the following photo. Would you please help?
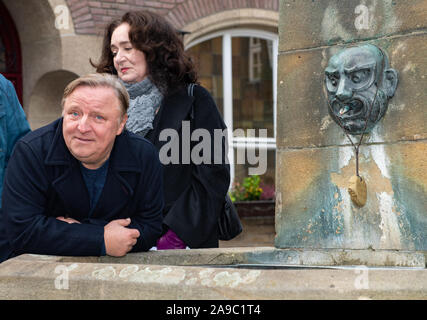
[104,218,140,257]
[56,216,81,224]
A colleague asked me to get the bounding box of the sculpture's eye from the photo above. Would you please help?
[350,69,370,84]
[327,74,339,86]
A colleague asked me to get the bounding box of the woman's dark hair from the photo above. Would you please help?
[91,11,197,94]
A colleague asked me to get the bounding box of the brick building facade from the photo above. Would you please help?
[66,0,279,35]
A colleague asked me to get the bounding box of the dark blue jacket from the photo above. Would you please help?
[0,118,163,262]
[0,74,31,206]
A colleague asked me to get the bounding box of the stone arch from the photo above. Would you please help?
[165,0,279,30]
[2,0,75,109]
[180,9,279,47]
[27,70,78,130]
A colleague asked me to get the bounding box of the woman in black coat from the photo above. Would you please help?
[93,11,230,249]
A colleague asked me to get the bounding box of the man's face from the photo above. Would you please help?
[325,46,389,135]
[62,86,127,169]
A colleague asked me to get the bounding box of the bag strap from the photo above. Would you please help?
[187,83,195,97]
[187,83,196,120]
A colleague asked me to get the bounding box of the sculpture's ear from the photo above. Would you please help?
[383,68,398,98]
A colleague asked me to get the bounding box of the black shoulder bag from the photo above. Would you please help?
[187,83,242,241]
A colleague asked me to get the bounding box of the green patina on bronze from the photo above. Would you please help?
[325,44,398,135]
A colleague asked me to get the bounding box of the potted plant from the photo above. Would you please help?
[229,175,275,217]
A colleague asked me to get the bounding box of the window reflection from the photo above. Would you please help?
[187,37,224,115]
[232,37,274,138]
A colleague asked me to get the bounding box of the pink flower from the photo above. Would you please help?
[260,183,275,200]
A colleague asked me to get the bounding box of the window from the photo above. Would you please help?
[187,29,278,190]
[186,36,224,114]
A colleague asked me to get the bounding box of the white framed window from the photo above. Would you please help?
[186,29,278,188]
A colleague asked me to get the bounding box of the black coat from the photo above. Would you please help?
[0,119,164,262]
[145,85,230,248]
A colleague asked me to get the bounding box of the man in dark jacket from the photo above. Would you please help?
[0,74,163,263]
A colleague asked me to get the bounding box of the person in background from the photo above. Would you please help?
[0,74,163,263]
[93,11,230,250]
[0,74,31,206]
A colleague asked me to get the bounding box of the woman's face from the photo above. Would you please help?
[110,23,148,84]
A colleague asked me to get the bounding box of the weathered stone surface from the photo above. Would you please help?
[277,33,427,149]
[275,141,427,251]
[279,0,427,52]
[55,247,265,266]
[276,0,426,256]
[247,248,425,268]
[0,251,425,299]
[8,246,425,268]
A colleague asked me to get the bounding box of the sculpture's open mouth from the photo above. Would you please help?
[334,99,365,120]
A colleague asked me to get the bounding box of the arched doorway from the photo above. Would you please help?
[0,0,22,104]
[27,70,78,129]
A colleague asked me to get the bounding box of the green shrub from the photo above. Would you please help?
[229,175,263,202]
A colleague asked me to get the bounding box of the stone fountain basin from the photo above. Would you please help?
[0,247,425,299]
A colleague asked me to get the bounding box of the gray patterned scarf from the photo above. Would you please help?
[121,78,164,137]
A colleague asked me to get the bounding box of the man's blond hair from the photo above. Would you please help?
[62,73,129,116]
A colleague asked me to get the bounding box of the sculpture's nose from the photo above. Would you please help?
[335,79,353,101]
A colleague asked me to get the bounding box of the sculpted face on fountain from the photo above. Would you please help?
[325,44,398,135]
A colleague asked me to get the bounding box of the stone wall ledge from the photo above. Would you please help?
[0,248,425,299]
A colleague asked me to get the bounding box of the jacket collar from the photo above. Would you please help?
[44,118,72,166]
[146,87,194,148]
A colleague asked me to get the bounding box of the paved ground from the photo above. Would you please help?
[220,216,275,248]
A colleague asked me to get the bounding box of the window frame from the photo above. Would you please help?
[186,29,278,185]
